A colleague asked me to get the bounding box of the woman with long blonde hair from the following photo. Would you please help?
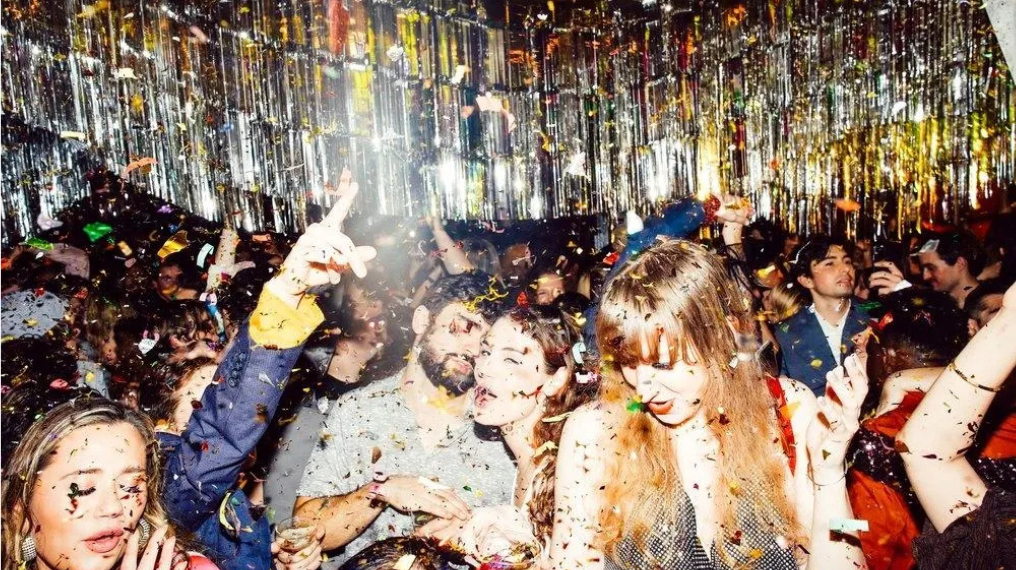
[1,398,207,570]
[549,239,868,570]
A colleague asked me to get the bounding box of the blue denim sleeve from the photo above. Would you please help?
[163,324,304,530]
[613,198,705,274]
[773,323,791,377]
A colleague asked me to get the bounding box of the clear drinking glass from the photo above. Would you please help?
[274,516,317,553]
[477,541,542,570]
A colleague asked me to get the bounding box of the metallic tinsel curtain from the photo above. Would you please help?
[2,0,1013,240]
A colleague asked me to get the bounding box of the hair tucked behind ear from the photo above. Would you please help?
[501,305,599,543]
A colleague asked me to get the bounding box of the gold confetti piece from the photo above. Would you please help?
[121,156,156,178]
[542,412,573,423]
[534,441,557,457]
[780,401,801,418]
[810,358,823,369]
[218,498,235,533]
[729,481,742,496]
[158,230,189,259]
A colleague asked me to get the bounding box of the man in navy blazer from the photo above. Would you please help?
[775,236,870,394]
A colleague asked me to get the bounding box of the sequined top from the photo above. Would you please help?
[605,378,799,570]
[849,391,1016,497]
[604,483,797,570]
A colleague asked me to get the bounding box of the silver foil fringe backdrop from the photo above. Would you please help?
[1,0,1013,240]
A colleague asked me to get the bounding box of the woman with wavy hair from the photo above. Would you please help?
[550,239,868,570]
[419,305,598,565]
[1,398,210,570]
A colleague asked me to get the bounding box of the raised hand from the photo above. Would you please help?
[267,169,377,306]
[206,226,257,289]
[120,524,183,570]
[868,260,907,296]
[807,354,868,481]
[716,195,753,225]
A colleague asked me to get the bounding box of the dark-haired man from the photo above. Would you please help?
[294,274,514,567]
[775,237,870,394]
[916,231,985,308]
[965,277,1011,333]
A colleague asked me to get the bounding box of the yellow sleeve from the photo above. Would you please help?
[248,289,324,349]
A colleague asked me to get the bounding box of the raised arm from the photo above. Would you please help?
[162,294,322,529]
[896,281,1016,531]
[430,216,474,275]
[610,195,749,281]
[800,356,869,569]
[163,170,377,529]
[205,223,254,290]
[613,198,707,273]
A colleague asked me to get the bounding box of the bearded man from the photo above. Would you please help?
[294,274,515,567]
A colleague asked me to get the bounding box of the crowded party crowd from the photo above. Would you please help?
[1,170,1015,570]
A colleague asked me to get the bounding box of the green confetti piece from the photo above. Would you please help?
[83,222,113,242]
[24,237,54,250]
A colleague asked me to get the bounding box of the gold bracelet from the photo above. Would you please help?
[809,469,847,487]
[948,362,1002,393]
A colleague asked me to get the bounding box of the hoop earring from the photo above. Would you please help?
[21,534,37,563]
[138,518,152,549]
